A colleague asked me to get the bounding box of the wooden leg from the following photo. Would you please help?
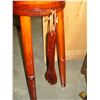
[81,54,87,83]
[20,16,36,100]
[56,10,66,87]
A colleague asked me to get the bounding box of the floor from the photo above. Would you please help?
[13,17,86,100]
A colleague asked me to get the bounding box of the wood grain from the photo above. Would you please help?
[56,10,66,87]
[13,1,65,16]
[13,1,66,100]
[20,16,36,100]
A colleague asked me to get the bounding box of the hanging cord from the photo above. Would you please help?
[47,15,50,32]
[51,10,58,31]
[50,10,58,31]
[45,10,58,31]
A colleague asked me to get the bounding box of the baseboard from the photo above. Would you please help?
[44,50,86,63]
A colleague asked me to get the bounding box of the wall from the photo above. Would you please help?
[43,1,87,62]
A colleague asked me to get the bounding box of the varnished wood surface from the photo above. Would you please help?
[13,1,65,16]
[20,16,36,100]
[14,1,66,100]
[56,10,66,87]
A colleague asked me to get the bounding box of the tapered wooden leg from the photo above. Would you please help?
[20,16,36,100]
[56,10,66,87]
[81,54,87,83]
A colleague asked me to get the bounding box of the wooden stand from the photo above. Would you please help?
[13,1,66,100]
